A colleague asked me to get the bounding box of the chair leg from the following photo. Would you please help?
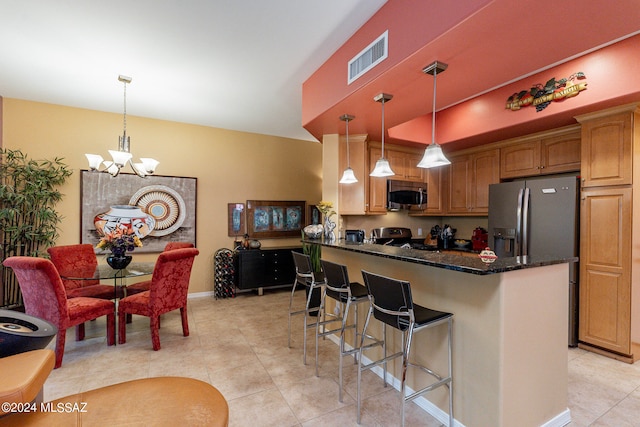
[54,329,66,369]
[150,316,161,350]
[75,322,85,341]
[118,310,127,345]
[287,278,298,348]
[357,307,373,424]
[315,287,327,376]
[180,306,189,337]
[106,313,115,346]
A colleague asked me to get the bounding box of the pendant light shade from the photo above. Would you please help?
[417,61,451,169]
[339,114,358,184]
[370,93,395,177]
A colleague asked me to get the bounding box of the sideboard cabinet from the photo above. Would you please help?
[234,247,302,291]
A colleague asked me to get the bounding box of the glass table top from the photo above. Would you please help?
[59,262,155,280]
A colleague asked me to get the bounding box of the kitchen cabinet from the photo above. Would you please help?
[338,134,368,215]
[235,247,301,291]
[446,148,500,215]
[365,143,426,213]
[499,128,581,179]
[579,108,633,187]
[575,103,640,362]
[367,146,388,213]
[579,187,632,356]
[423,166,445,214]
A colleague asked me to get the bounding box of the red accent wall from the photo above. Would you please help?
[390,35,640,150]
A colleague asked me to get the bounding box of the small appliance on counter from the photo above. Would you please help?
[471,227,489,251]
[345,229,365,243]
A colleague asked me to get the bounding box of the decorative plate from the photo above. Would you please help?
[129,185,186,236]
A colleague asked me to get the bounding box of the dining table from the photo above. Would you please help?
[59,261,155,343]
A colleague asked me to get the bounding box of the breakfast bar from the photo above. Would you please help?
[308,240,576,427]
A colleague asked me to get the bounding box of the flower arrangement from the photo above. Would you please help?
[316,201,336,219]
[96,228,143,257]
[316,201,337,241]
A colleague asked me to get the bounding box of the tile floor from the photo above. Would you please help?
[42,289,640,426]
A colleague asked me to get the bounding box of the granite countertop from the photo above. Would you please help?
[303,239,578,275]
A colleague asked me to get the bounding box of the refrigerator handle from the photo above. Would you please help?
[522,187,530,257]
[516,188,524,256]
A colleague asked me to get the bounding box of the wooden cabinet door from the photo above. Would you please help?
[339,135,367,215]
[580,110,634,187]
[446,155,471,214]
[368,147,388,213]
[541,131,581,174]
[404,152,425,182]
[471,148,500,213]
[424,167,444,214]
[579,187,632,354]
[500,140,541,179]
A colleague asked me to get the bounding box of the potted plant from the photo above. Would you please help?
[0,148,72,308]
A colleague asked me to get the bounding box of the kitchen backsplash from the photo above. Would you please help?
[339,212,488,241]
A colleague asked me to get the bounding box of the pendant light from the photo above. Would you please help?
[339,114,358,184]
[417,61,451,168]
[370,93,395,177]
[85,75,159,177]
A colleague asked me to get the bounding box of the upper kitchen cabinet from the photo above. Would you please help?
[385,146,425,182]
[422,166,445,215]
[364,142,427,214]
[446,148,500,215]
[339,134,369,215]
[499,126,581,179]
[577,104,638,188]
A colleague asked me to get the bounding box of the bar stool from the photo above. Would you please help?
[288,251,325,365]
[358,270,453,426]
[316,259,377,402]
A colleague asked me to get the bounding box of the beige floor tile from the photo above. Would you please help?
[34,292,640,427]
[228,388,298,427]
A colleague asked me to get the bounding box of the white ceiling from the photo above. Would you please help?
[0,0,387,142]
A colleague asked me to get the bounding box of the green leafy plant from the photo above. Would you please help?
[301,231,321,273]
[0,148,72,308]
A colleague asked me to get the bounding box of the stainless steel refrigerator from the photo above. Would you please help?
[488,175,579,346]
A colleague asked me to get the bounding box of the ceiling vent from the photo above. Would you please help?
[348,30,388,85]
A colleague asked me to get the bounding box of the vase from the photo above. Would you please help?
[94,205,156,239]
[324,216,336,241]
[106,255,132,270]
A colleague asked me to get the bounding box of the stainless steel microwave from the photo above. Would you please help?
[387,179,427,211]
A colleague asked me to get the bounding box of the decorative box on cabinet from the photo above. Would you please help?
[234,247,302,292]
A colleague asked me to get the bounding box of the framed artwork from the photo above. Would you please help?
[227,203,245,237]
[246,200,306,238]
[81,170,197,253]
[308,205,321,225]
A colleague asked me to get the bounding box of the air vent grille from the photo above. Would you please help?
[348,30,388,85]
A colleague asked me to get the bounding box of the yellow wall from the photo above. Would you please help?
[1,98,323,294]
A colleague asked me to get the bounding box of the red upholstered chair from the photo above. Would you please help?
[118,247,199,350]
[2,257,115,369]
[125,242,195,296]
[47,244,121,299]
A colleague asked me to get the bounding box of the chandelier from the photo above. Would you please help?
[85,75,159,177]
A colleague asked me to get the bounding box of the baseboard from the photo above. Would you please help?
[577,342,636,364]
